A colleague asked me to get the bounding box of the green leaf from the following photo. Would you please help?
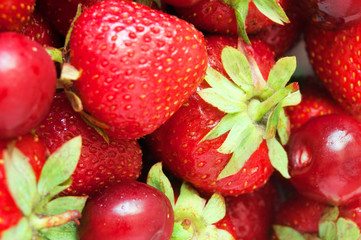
[217,128,263,179]
[273,225,306,240]
[40,222,79,240]
[267,138,290,178]
[202,193,226,225]
[198,88,247,113]
[336,218,361,240]
[252,0,289,25]
[45,47,63,64]
[265,103,283,139]
[4,147,37,216]
[204,67,247,102]
[319,221,337,240]
[277,109,290,145]
[321,207,340,222]
[201,113,240,141]
[216,228,236,240]
[1,218,32,240]
[174,183,206,220]
[267,57,296,92]
[282,89,302,107]
[217,113,254,154]
[147,162,175,208]
[171,222,192,240]
[44,196,87,215]
[37,136,82,197]
[221,46,254,94]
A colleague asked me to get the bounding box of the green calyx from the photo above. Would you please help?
[222,0,289,43]
[198,46,301,180]
[274,207,361,240]
[147,163,235,240]
[1,136,87,240]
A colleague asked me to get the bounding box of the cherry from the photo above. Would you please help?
[287,114,361,205]
[78,181,174,240]
[297,0,361,30]
[0,32,57,139]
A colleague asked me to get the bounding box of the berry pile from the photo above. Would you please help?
[1,0,361,239]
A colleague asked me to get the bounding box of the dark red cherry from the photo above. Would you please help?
[287,114,361,205]
[78,181,174,240]
[298,0,361,30]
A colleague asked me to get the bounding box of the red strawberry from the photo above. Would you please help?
[20,10,63,48]
[0,135,88,239]
[251,0,304,58]
[36,0,103,36]
[35,92,143,197]
[304,22,361,118]
[173,0,289,42]
[146,35,301,196]
[273,193,361,239]
[217,180,279,240]
[285,76,344,133]
[162,0,202,7]
[0,133,47,233]
[68,0,208,139]
[0,0,35,32]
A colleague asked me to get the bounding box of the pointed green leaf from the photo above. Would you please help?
[336,218,361,240]
[217,113,254,154]
[46,47,63,64]
[201,113,240,141]
[321,207,340,222]
[45,178,72,202]
[4,147,37,216]
[273,225,306,240]
[223,0,250,43]
[204,67,247,102]
[265,103,283,139]
[282,89,302,107]
[37,136,82,197]
[252,0,289,24]
[217,228,236,240]
[218,128,263,179]
[202,193,226,225]
[198,88,247,113]
[174,183,206,220]
[44,196,87,215]
[319,221,337,240]
[267,57,296,91]
[1,217,32,240]
[221,46,254,94]
[147,162,175,208]
[40,222,79,240]
[267,138,290,178]
[277,109,290,145]
[171,222,192,240]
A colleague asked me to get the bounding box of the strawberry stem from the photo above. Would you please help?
[31,210,82,229]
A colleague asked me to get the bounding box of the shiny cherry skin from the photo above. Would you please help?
[78,181,174,240]
[0,32,56,139]
[287,114,361,205]
[297,0,361,30]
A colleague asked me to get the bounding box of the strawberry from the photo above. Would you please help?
[173,0,289,42]
[0,135,87,239]
[304,21,361,118]
[217,180,279,240]
[20,10,63,48]
[35,92,143,197]
[146,35,301,196]
[0,134,47,233]
[250,0,304,58]
[0,0,35,32]
[36,0,103,36]
[273,193,361,240]
[285,76,344,133]
[68,0,208,139]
